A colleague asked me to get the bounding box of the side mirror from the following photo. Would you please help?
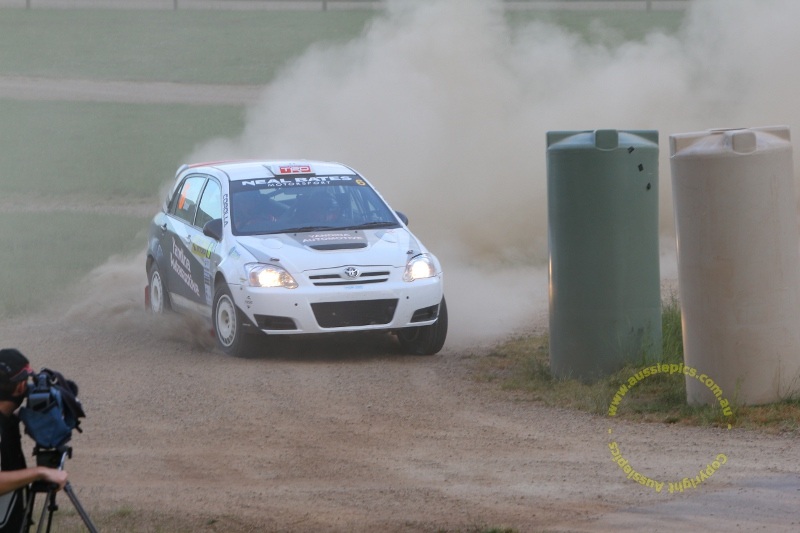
[203,218,223,241]
[396,211,409,226]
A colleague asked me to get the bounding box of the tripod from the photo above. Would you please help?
[20,446,97,533]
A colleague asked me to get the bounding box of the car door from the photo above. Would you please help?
[188,178,222,309]
[164,175,208,313]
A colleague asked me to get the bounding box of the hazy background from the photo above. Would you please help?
[187,0,800,344]
[3,0,799,348]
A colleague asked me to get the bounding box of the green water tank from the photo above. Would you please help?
[547,129,662,382]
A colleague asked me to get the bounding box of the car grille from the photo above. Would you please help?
[311,299,398,328]
[308,269,391,286]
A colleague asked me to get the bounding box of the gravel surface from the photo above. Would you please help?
[0,252,796,532]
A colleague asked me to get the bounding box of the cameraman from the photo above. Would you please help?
[0,349,67,531]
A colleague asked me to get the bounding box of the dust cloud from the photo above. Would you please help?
[185,0,800,347]
[65,250,219,350]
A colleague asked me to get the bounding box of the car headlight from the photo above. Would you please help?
[403,254,438,282]
[246,264,298,289]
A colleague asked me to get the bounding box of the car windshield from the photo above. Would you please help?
[229,174,401,236]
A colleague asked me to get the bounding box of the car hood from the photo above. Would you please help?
[235,228,421,271]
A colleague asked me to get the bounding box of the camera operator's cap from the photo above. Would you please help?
[0,349,33,382]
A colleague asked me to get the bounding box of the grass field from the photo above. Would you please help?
[0,7,686,318]
[0,212,147,317]
[0,101,246,197]
[0,10,376,83]
[0,9,683,83]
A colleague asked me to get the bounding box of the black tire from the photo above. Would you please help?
[212,283,257,358]
[397,297,448,355]
[148,261,171,314]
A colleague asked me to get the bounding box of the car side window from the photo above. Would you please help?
[350,186,395,222]
[195,180,221,229]
[170,176,206,225]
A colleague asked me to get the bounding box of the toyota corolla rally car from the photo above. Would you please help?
[146,160,447,357]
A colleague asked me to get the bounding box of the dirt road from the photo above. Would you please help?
[0,258,796,532]
[2,75,799,531]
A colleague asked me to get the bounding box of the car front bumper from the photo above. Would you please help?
[230,275,444,335]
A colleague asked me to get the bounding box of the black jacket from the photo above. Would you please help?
[0,413,27,532]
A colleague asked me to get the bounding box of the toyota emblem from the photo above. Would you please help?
[344,267,360,278]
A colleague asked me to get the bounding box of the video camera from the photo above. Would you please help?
[16,370,97,532]
[18,368,85,451]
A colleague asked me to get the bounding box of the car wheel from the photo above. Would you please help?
[148,262,171,313]
[213,283,256,358]
[397,297,448,355]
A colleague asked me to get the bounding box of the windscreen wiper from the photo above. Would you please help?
[281,225,339,233]
[345,221,400,230]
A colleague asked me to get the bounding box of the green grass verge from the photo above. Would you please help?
[0,8,686,85]
[0,211,149,318]
[0,100,245,198]
[0,9,376,84]
[477,295,800,433]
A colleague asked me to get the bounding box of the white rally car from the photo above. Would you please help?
[146,160,447,357]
